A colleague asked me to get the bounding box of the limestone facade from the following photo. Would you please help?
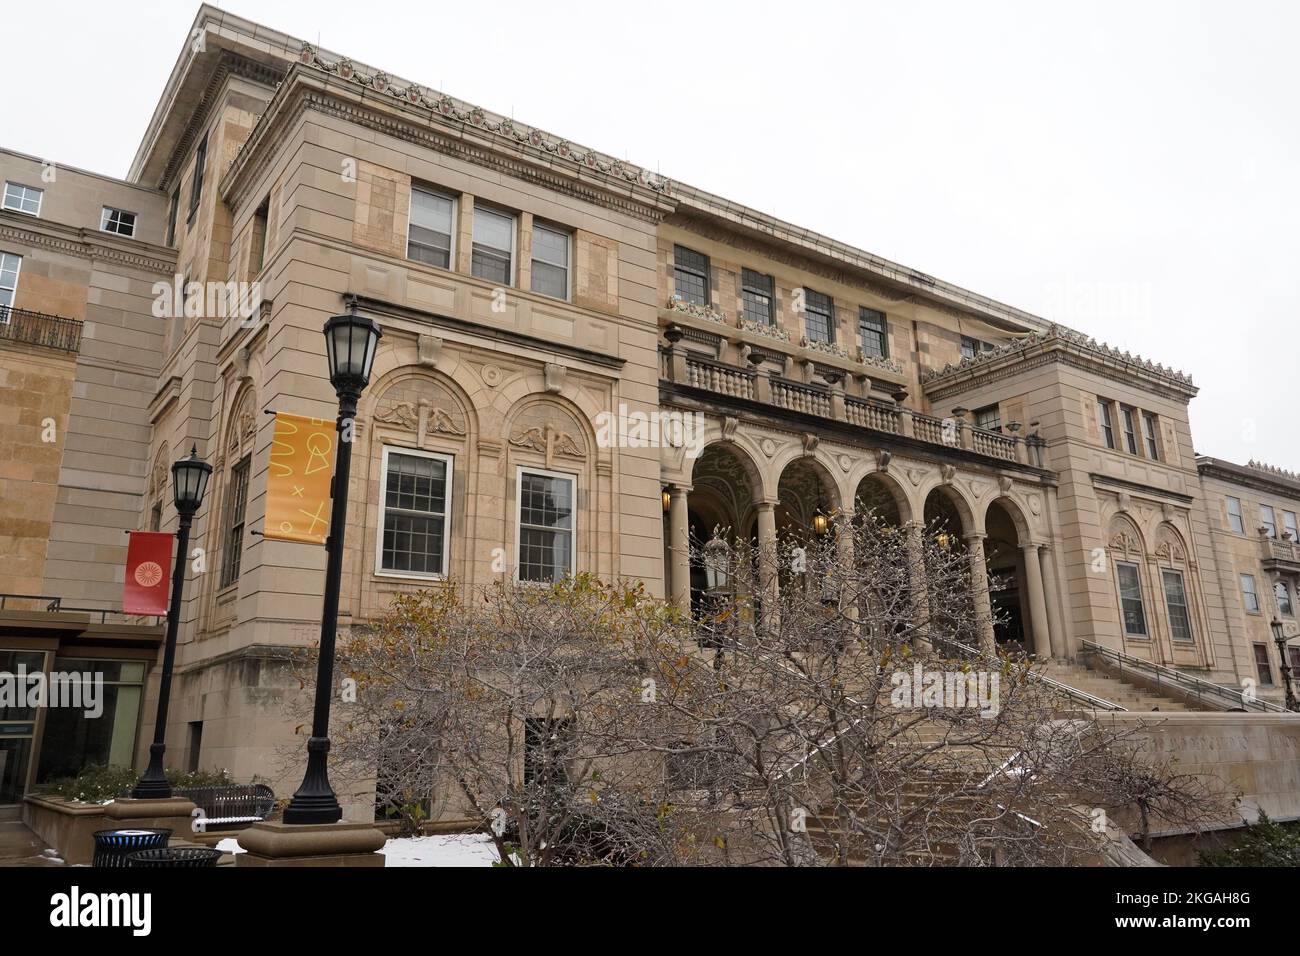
[0,5,1297,817]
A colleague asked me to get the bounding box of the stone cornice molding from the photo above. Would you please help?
[0,213,177,276]
[221,65,672,223]
[1198,455,1300,501]
[921,323,1197,402]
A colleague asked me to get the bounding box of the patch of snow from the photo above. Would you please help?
[380,833,497,867]
[215,837,245,855]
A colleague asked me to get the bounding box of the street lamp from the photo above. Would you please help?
[701,529,732,662]
[131,446,211,799]
[283,304,382,825]
[1271,618,1298,712]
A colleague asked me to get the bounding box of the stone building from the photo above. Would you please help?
[1,5,1297,824]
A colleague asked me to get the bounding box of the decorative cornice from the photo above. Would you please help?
[1198,455,1300,500]
[1246,459,1300,483]
[0,215,176,276]
[739,318,791,343]
[921,323,1195,398]
[223,81,669,224]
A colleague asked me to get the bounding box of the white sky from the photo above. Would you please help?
[7,0,1297,468]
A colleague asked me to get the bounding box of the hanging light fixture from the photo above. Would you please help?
[704,529,731,592]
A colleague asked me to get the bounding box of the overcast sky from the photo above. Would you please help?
[7,1,1296,468]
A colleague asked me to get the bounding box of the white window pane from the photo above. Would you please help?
[532,225,568,266]
[474,207,513,251]
[531,260,567,298]
[411,188,453,233]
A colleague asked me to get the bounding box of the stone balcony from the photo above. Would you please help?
[659,330,1046,469]
[1260,533,1300,575]
[0,306,83,354]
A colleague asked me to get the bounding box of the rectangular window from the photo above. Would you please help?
[100,207,137,238]
[188,133,207,221]
[1241,573,1260,613]
[530,222,570,299]
[166,188,180,246]
[149,502,162,533]
[1096,399,1115,449]
[1161,570,1194,642]
[960,336,993,360]
[186,721,203,774]
[0,251,20,316]
[1253,644,1273,686]
[858,307,889,359]
[2,182,42,216]
[34,659,146,784]
[517,467,575,583]
[1275,581,1294,617]
[1260,504,1277,538]
[673,245,710,307]
[219,455,251,588]
[471,205,515,285]
[407,185,454,268]
[973,404,1002,433]
[1115,561,1148,636]
[803,289,834,343]
[249,199,269,277]
[1226,496,1245,534]
[1120,405,1139,454]
[379,447,452,577]
[1285,511,1298,541]
[741,269,774,326]
[1290,647,1300,675]
[1141,412,1159,459]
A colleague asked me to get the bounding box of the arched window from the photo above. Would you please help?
[1108,519,1148,638]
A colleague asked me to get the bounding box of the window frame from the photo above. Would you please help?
[1120,405,1139,455]
[1161,569,1195,642]
[166,187,180,246]
[514,465,577,584]
[1141,411,1159,460]
[529,220,570,300]
[740,268,775,326]
[1284,511,1298,541]
[100,206,138,238]
[406,184,457,271]
[2,181,43,216]
[187,133,207,223]
[1260,504,1277,538]
[470,204,517,287]
[1226,496,1245,534]
[1114,560,1149,637]
[1253,643,1274,686]
[960,335,994,360]
[375,445,455,581]
[672,245,711,307]
[0,250,21,318]
[1096,399,1116,449]
[858,307,889,359]
[1275,580,1294,617]
[218,454,252,589]
[803,288,835,344]
[973,404,1002,433]
[1241,573,1261,613]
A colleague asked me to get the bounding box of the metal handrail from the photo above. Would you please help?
[0,593,163,626]
[1079,640,1289,714]
[0,305,84,353]
[931,634,1127,712]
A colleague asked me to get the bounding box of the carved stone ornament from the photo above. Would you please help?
[509,423,584,468]
[722,416,740,442]
[876,449,892,473]
[802,433,819,457]
[998,475,1014,495]
[1109,532,1141,555]
[941,464,956,484]
[544,363,566,395]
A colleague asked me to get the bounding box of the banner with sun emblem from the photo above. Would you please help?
[265,412,336,545]
[124,531,173,615]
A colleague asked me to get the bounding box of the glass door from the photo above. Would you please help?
[0,650,50,804]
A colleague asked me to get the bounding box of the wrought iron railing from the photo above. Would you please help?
[0,593,163,626]
[1079,640,1290,714]
[0,306,83,353]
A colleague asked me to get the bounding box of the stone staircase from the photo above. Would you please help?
[1040,659,1203,712]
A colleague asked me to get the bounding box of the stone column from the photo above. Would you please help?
[755,500,780,632]
[1039,545,1069,659]
[964,531,997,654]
[834,509,855,617]
[668,486,691,614]
[1022,543,1053,659]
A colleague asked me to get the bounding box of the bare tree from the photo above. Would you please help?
[314,512,1231,866]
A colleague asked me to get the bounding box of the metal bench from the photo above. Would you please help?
[119,783,277,830]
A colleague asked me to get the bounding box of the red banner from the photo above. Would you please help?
[124,531,173,615]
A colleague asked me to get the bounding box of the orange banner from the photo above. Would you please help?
[265,412,335,544]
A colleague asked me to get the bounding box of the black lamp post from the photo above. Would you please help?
[1271,618,1298,712]
[131,446,211,799]
[283,304,382,825]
